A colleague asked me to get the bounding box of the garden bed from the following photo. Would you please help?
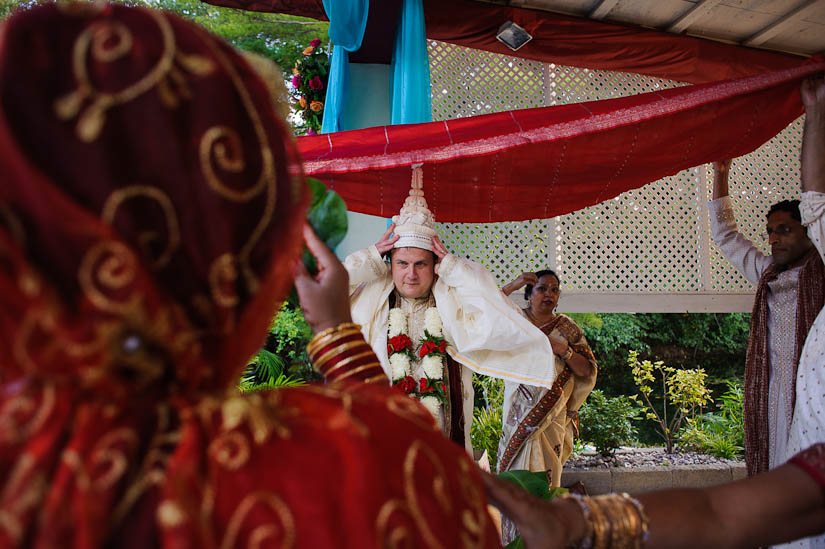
[566,447,743,470]
[561,447,745,495]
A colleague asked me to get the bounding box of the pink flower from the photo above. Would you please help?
[310,38,322,48]
[306,128,318,136]
[309,76,323,91]
[291,74,302,89]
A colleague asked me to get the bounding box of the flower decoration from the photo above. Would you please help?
[387,307,449,426]
[289,38,329,135]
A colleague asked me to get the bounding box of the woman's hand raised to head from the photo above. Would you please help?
[375,223,400,255]
[293,223,353,333]
[502,272,539,296]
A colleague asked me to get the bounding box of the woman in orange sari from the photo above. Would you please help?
[0,4,498,547]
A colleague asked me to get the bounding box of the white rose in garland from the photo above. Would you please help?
[388,308,407,338]
[389,353,411,381]
[419,395,443,425]
[424,307,443,338]
[421,354,443,379]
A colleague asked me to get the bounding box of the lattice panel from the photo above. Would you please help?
[428,40,804,297]
[429,40,545,119]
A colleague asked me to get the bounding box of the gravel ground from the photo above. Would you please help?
[565,447,743,470]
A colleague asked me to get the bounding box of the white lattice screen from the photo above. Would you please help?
[428,40,804,312]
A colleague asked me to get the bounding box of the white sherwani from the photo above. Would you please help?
[344,246,557,452]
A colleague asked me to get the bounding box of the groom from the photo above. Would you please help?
[344,167,557,452]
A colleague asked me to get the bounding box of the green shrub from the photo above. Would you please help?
[679,380,744,459]
[578,389,642,457]
[629,350,712,453]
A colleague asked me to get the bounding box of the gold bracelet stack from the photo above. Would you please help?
[565,492,649,549]
[306,322,387,384]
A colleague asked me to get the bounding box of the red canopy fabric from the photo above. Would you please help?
[298,59,825,223]
[202,0,802,84]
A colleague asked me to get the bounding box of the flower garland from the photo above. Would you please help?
[388,307,449,421]
[290,38,329,135]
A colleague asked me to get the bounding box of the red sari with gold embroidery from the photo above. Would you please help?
[0,5,498,547]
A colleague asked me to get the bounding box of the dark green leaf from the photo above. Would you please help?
[496,470,551,500]
[303,177,348,272]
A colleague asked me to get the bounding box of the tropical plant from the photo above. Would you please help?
[471,375,505,469]
[289,38,329,134]
[578,389,642,457]
[240,176,347,391]
[629,350,713,453]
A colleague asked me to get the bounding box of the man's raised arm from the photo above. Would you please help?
[802,75,825,194]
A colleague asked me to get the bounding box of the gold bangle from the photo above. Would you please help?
[312,341,369,372]
[333,362,384,382]
[307,332,364,361]
[363,373,389,384]
[311,322,361,342]
[321,349,377,377]
[306,323,362,355]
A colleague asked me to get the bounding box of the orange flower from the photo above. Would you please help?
[299,96,307,109]
[292,67,300,76]
[310,100,323,112]
[303,46,314,56]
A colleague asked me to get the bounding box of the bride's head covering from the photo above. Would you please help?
[0,5,497,547]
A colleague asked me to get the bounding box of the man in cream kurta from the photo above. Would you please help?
[344,167,557,453]
[709,159,821,475]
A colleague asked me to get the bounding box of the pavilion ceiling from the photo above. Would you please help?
[477,0,824,57]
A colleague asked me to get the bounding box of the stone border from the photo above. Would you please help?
[561,463,747,495]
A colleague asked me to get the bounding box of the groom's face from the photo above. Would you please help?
[391,247,435,299]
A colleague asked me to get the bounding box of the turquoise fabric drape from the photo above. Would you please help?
[390,0,432,125]
[320,0,369,133]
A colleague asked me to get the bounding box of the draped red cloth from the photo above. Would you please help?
[297,58,824,223]
[201,0,802,84]
[0,4,498,547]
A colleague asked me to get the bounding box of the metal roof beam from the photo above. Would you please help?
[667,0,724,33]
[743,0,819,47]
[589,0,620,20]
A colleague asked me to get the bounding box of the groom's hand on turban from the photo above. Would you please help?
[376,223,401,255]
[294,223,353,333]
[432,236,448,260]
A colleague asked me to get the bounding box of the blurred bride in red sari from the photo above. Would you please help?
[0,4,498,547]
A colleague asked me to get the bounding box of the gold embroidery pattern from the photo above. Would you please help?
[220,492,296,549]
[61,427,140,492]
[403,440,452,548]
[0,453,47,545]
[198,34,278,295]
[54,9,214,142]
[0,383,56,445]
[209,253,240,309]
[455,459,487,548]
[386,392,439,433]
[78,240,139,315]
[208,430,251,471]
[101,185,181,270]
[110,405,178,530]
[376,440,489,549]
